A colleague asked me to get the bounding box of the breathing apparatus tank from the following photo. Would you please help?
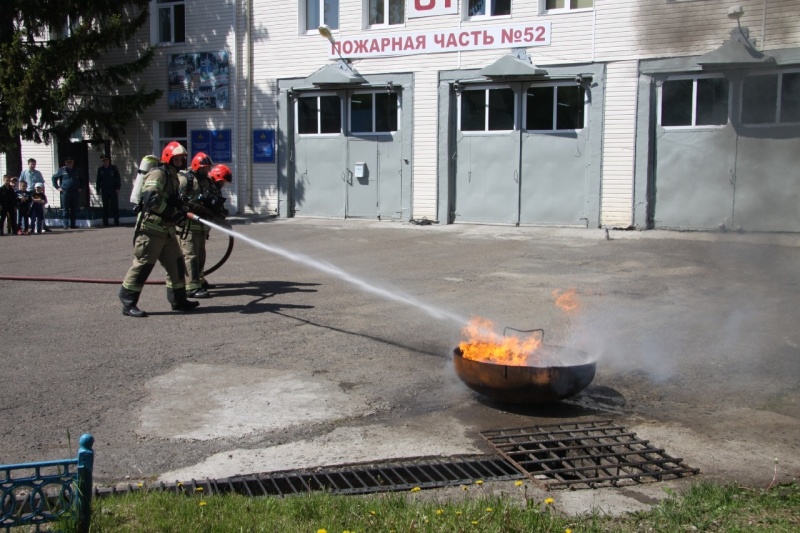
[130,154,160,205]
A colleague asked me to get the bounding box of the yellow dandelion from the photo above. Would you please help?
[462,485,469,491]
[456,511,463,516]
[195,487,204,492]
[515,480,524,486]
[176,482,183,487]
[436,509,444,515]
[369,510,377,516]
[198,501,207,507]
[566,529,573,533]
[474,479,484,485]
[544,497,554,505]
[471,521,479,525]
[136,482,143,488]
[486,507,493,513]
[316,529,327,533]
[410,486,421,493]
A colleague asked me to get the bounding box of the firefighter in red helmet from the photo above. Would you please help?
[118,141,200,317]
[176,151,220,298]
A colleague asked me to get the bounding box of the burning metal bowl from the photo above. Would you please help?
[453,345,596,404]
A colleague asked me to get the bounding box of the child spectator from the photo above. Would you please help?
[16,180,32,234]
[30,183,48,234]
[0,175,19,236]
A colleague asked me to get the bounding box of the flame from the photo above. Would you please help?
[553,289,580,313]
[458,317,542,367]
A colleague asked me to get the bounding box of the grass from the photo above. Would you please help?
[66,481,799,532]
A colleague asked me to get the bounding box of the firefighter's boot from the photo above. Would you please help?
[119,287,147,318]
[167,287,200,312]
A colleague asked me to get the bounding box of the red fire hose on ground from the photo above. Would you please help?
[0,229,235,285]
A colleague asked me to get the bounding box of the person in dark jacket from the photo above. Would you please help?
[51,156,83,229]
[0,175,19,236]
[96,154,121,226]
[15,180,32,234]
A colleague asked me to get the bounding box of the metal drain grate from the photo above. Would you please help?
[482,420,700,490]
[95,455,524,498]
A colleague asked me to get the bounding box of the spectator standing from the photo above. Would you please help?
[0,175,19,236]
[29,183,48,234]
[96,154,121,226]
[52,156,83,229]
[16,180,32,234]
[19,158,49,231]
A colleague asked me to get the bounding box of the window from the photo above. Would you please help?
[460,87,515,132]
[297,95,342,134]
[152,0,185,44]
[467,0,511,17]
[742,71,800,125]
[304,0,339,33]
[368,0,404,26]
[156,121,188,152]
[350,92,399,133]
[659,76,729,127]
[525,85,586,131]
[542,0,593,12]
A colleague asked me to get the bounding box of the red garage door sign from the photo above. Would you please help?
[409,0,458,18]
[328,23,552,59]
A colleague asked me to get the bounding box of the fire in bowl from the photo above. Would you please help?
[453,345,596,404]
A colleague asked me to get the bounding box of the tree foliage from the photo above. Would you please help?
[0,0,162,174]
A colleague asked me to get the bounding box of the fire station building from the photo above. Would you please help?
[4,0,800,231]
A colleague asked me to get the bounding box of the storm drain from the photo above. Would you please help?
[95,455,524,498]
[482,420,700,490]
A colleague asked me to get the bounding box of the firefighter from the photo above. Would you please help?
[178,152,217,298]
[118,141,200,317]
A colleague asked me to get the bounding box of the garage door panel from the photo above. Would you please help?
[454,135,519,224]
[654,129,736,230]
[294,136,346,218]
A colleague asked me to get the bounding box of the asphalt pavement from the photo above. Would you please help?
[1,218,798,514]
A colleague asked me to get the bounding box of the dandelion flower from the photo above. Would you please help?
[176,482,183,487]
[471,521,479,525]
[462,485,469,491]
[316,529,327,533]
[566,529,573,533]
[456,511,463,516]
[198,501,207,507]
[515,480,524,487]
[136,482,143,488]
[486,507,493,513]
[436,509,444,515]
[544,497,554,505]
[369,510,377,515]
[195,487,203,492]
[474,480,484,485]
[410,487,421,493]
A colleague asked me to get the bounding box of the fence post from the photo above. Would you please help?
[76,434,94,533]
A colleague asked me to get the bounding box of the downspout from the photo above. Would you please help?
[232,0,239,209]
[246,0,254,212]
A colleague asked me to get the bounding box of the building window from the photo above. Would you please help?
[460,87,515,132]
[304,0,339,33]
[156,121,188,152]
[297,95,342,134]
[467,0,511,17]
[659,76,729,127]
[542,0,593,12]
[368,0,404,26]
[350,92,399,133]
[525,84,585,131]
[742,71,800,125]
[153,0,185,44]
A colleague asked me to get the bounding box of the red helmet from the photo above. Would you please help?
[161,141,188,165]
[191,152,213,172]
[208,164,232,184]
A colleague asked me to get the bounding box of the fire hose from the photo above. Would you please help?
[0,214,234,285]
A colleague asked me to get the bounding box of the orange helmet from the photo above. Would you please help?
[191,152,213,172]
[161,141,188,165]
[209,164,232,184]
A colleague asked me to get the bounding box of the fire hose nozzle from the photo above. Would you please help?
[186,212,202,221]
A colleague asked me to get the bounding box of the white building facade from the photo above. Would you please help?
[4,0,800,230]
